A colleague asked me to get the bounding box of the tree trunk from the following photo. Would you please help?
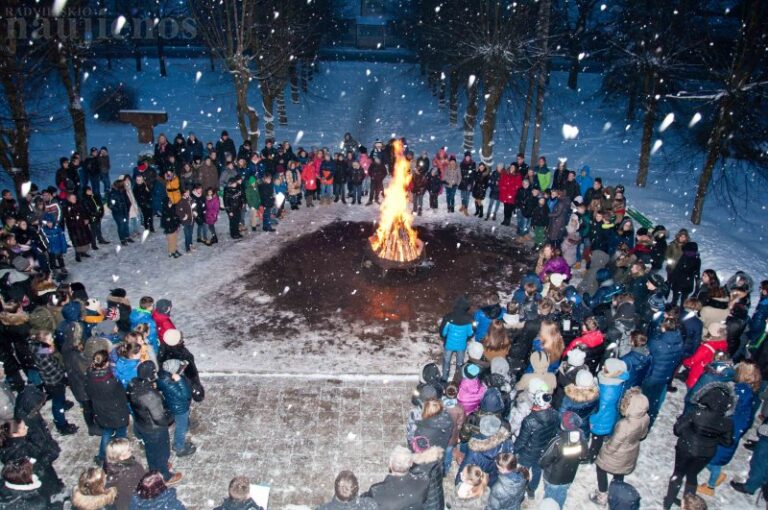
[263,92,275,140]
[300,62,309,92]
[54,47,88,157]
[276,87,288,126]
[480,72,508,167]
[531,0,552,165]
[0,65,31,198]
[518,69,536,157]
[289,62,300,104]
[157,36,167,77]
[462,80,479,152]
[449,68,459,126]
[233,71,251,143]
[636,91,657,187]
[135,51,142,72]
[209,49,215,72]
[567,5,590,90]
[438,75,446,109]
[691,109,727,225]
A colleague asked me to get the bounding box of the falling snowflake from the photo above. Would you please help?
[651,139,663,155]
[659,113,674,132]
[561,124,579,140]
[689,112,702,127]
[294,130,304,145]
[195,71,202,83]
[112,275,119,282]
[141,230,150,243]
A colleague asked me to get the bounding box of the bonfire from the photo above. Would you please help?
[368,139,424,265]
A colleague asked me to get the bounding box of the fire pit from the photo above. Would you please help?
[367,139,425,270]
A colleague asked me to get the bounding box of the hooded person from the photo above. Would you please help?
[591,388,649,505]
[539,411,589,508]
[456,415,513,486]
[516,351,557,393]
[440,296,475,381]
[409,437,446,510]
[514,389,560,500]
[589,359,630,460]
[457,364,487,415]
[152,299,176,345]
[663,382,734,509]
[577,250,610,296]
[559,370,599,434]
[552,348,586,410]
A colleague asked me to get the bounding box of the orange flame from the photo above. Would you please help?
[369,140,423,262]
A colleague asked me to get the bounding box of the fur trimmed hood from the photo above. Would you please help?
[469,428,510,452]
[106,295,130,307]
[564,383,600,403]
[71,487,117,510]
[619,387,649,418]
[0,310,28,326]
[411,446,444,465]
[690,381,735,415]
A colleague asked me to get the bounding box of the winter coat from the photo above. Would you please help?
[486,470,527,510]
[157,343,202,401]
[223,186,244,212]
[498,171,523,205]
[516,351,557,392]
[578,250,610,296]
[514,407,560,467]
[443,165,461,188]
[517,187,535,217]
[678,311,704,359]
[709,382,754,466]
[83,194,105,222]
[530,204,549,228]
[551,362,580,409]
[176,197,194,226]
[546,198,569,241]
[459,160,476,191]
[128,488,186,510]
[539,257,571,282]
[156,372,192,416]
[369,162,387,183]
[683,361,736,414]
[160,203,180,235]
[457,378,486,416]
[365,472,428,510]
[457,428,513,486]
[165,176,181,205]
[535,165,551,190]
[471,170,489,200]
[72,486,117,510]
[682,339,728,389]
[441,297,474,352]
[64,202,92,249]
[197,162,220,194]
[127,378,173,435]
[747,296,768,342]
[105,458,145,510]
[539,429,589,485]
[410,446,444,510]
[590,369,629,436]
[487,170,501,200]
[114,357,140,388]
[257,182,274,209]
[0,479,49,510]
[0,435,60,492]
[301,163,318,191]
[643,330,683,386]
[472,305,503,342]
[60,337,89,403]
[204,197,220,225]
[674,382,734,458]
[620,347,653,389]
[0,310,35,370]
[414,411,452,450]
[33,344,65,386]
[85,367,130,429]
[129,309,159,353]
[670,242,700,293]
[559,383,600,433]
[596,389,650,475]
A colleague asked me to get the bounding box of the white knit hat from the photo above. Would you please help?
[163,329,182,346]
[467,341,484,360]
[567,348,586,367]
[575,369,595,388]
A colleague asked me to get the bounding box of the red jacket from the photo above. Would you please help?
[683,339,728,389]
[563,330,604,357]
[498,171,523,205]
[152,309,176,345]
[301,163,318,191]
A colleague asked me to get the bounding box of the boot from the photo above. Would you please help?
[491,214,496,221]
[211,235,218,244]
[589,490,608,507]
[463,206,469,216]
[166,473,183,486]
[696,484,714,497]
[75,253,81,263]
[57,255,65,269]
[485,210,491,220]
[664,476,684,509]
[99,238,110,244]
[477,205,484,218]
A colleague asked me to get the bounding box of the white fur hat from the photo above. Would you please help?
[467,341,484,361]
[550,273,567,287]
[163,329,182,346]
[567,348,586,367]
[575,369,595,388]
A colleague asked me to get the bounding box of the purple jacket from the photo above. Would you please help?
[204,197,220,225]
[539,256,572,282]
[458,378,487,415]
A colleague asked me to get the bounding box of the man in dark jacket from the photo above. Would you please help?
[216,131,237,161]
[366,157,387,205]
[641,317,684,427]
[258,174,276,232]
[514,390,560,501]
[127,361,181,485]
[223,177,245,239]
[539,411,589,508]
[85,351,129,463]
[365,446,428,510]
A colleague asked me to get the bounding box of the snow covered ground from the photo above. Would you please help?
[15,58,768,508]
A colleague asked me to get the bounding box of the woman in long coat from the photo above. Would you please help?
[63,193,92,262]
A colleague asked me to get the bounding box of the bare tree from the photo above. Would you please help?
[530,0,552,164]
[563,0,600,90]
[190,0,260,146]
[518,69,536,155]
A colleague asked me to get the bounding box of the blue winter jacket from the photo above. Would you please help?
[576,166,593,198]
[590,371,629,436]
[748,297,768,342]
[680,312,704,359]
[457,429,513,486]
[621,348,653,388]
[114,356,140,388]
[512,273,543,304]
[559,384,599,435]
[486,470,527,510]
[442,321,474,352]
[156,372,192,415]
[473,305,505,342]
[643,330,683,386]
[129,308,159,354]
[710,382,754,466]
